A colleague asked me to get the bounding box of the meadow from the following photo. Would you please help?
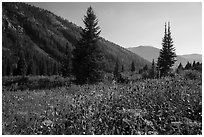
[2,71,202,135]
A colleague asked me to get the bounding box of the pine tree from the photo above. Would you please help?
[114,58,120,79]
[157,22,177,76]
[6,60,12,76]
[192,61,196,68]
[61,44,72,77]
[121,65,124,72]
[176,62,183,73]
[53,62,58,75]
[26,55,36,76]
[31,61,36,75]
[196,62,200,67]
[72,6,104,84]
[47,60,52,76]
[178,63,183,70]
[42,58,47,75]
[131,61,135,72]
[185,61,191,70]
[143,64,148,71]
[194,62,202,71]
[149,59,156,78]
[16,50,27,77]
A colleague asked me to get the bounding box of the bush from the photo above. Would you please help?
[183,70,201,80]
[168,71,176,78]
[141,71,149,79]
[2,75,71,91]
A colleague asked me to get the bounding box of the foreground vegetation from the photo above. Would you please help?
[2,71,202,135]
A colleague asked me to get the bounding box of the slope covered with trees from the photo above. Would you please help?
[2,2,150,76]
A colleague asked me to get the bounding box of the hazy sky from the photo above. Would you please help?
[28,2,202,55]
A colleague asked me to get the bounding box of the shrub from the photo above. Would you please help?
[183,70,201,80]
[141,71,149,79]
[2,75,71,91]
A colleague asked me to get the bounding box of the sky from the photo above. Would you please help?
[28,2,202,55]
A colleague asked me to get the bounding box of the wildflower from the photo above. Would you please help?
[42,119,53,127]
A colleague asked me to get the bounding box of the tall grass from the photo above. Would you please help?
[2,74,202,135]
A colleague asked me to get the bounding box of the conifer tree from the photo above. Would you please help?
[26,57,33,75]
[42,58,47,75]
[157,22,176,76]
[17,50,27,77]
[53,62,58,75]
[178,63,183,69]
[31,61,36,75]
[121,65,124,72]
[131,61,135,72]
[192,61,196,68]
[196,62,200,66]
[143,64,148,71]
[47,60,52,76]
[114,58,120,79]
[73,6,104,84]
[6,60,12,76]
[61,44,72,77]
[149,59,156,78]
[185,61,192,70]
[178,63,183,70]
[176,62,183,73]
[194,62,202,71]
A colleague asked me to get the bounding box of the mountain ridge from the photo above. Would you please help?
[2,2,150,76]
[128,46,202,67]
[180,54,202,63]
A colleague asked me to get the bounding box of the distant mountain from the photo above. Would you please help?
[181,54,202,63]
[128,46,160,62]
[128,46,201,67]
[2,2,150,76]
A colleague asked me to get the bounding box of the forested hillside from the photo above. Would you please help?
[2,2,150,76]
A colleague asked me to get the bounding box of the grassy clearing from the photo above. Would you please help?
[2,74,202,135]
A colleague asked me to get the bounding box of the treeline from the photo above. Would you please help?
[177,61,202,72]
[3,2,150,78]
[113,22,202,82]
[3,3,201,83]
[2,48,61,76]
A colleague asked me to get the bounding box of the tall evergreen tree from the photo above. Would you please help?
[42,58,47,75]
[121,65,124,72]
[53,62,59,75]
[149,59,156,78]
[16,49,27,76]
[196,62,201,66]
[192,61,196,68]
[61,44,72,77]
[72,6,104,84]
[185,61,192,70]
[6,60,12,76]
[114,58,120,79]
[194,62,202,71]
[157,22,176,76]
[176,62,183,73]
[178,63,183,70]
[131,61,135,72]
[143,64,148,71]
[31,61,36,75]
[47,60,52,76]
